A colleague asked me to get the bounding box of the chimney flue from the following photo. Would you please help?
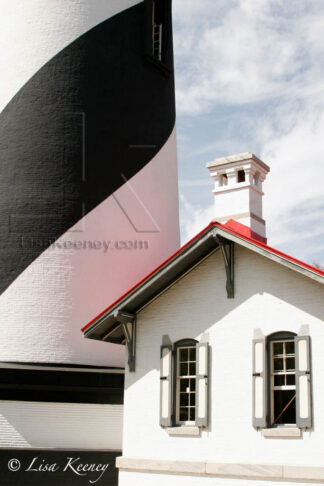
[206,152,270,242]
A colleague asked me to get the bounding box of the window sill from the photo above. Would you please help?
[262,427,302,438]
[166,426,200,437]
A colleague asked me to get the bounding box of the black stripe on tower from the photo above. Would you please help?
[0,0,175,294]
[0,366,124,404]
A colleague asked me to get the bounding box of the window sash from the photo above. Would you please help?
[270,339,296,426]
[176,345,196,425]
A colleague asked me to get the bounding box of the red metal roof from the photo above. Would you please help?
[222,219,324,276]
[82,220,324,332]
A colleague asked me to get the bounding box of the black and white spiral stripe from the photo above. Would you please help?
[0,0,179,366]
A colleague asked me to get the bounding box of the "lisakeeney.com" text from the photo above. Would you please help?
[20,238,149,252]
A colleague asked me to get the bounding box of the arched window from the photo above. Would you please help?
[268,332,297,426]
[174,339,198,425]
[252,331,312,430]
[160,337,209,428]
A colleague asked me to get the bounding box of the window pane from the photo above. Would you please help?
[273,390,296,425]
[190,393,196,406]
[189,347,196,361]
[190,408,195,421]
[274,374,285,386]
[180,363,188,376]
[179,348,188,362]
[286,357,295,370]
[190,378,196,392]
[180,393,189,406]
[180,408,188,421]
[189,362,196,376]
[180,378,189,392]
[273,358,284,371]
[286,374,295,385]
[285,341,295,355]
[273,342,283,355]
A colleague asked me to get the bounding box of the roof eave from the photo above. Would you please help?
[216,227,324,284]
[83,223,324,342]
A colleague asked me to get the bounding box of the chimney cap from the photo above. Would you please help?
[206,152,270,173]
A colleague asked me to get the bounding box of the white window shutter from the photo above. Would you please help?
[252,338,267,428]
[160,344,173,427]
[295,335,312,428]
[195,342,209,427]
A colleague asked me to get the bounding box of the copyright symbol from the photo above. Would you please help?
[8,459,20,471]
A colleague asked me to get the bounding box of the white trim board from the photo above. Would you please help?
[116,457,324,482]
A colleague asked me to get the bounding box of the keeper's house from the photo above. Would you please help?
[83,153,324,486]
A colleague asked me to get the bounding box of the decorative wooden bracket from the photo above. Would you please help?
[114,310,136,372]
[215,235,235,298]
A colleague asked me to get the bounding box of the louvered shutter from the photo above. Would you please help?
[295,336,312,428]
[196,342,209,427]
[252,338,267,428]
[160,344,173,427]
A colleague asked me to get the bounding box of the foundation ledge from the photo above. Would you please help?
[116,457,324,482]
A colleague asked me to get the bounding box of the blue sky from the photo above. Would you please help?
[172,0,324,268]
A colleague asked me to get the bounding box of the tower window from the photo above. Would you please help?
[152,0,164,61]
[237,170,245,183]
[220,173,228,186]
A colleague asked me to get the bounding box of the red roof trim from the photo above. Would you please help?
[220,219,324,277]
[82,220,324,333]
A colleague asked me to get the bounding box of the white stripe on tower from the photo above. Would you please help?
[0,0,142,112]
[0,128,179,367]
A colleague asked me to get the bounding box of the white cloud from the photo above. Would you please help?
[261,104,324,249]
[180,194,214,243]
[179,179,212,188]
[173,0,324,113]
[188,138,244,159]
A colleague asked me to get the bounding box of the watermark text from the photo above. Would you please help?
[20,237,149,252]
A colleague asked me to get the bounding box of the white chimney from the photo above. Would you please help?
[206,152,270,242]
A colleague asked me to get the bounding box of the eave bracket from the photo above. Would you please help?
[215,235,235,298]
[114,310,136,372]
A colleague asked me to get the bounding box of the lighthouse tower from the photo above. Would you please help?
[0,0,179,451]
